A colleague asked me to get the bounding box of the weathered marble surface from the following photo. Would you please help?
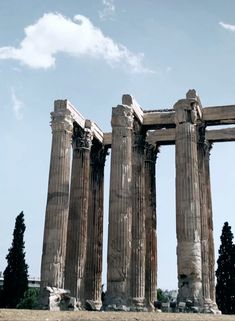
[41,90,235,312]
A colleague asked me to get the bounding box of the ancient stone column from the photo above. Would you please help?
[84,140,108,309]
[145,143,158,310]
[174,92,203,306]
[198,134,218,312]
[64,121,92,304]
[198,126,211,310]
[204,143,217,306]
[131,121,146,310]
[105,104,133,309]
[40,100,73,290]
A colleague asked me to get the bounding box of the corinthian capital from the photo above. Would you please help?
[72,124,93,150]
[145,143,158,163]
[90,141,109,168]
[111,105,134,128]
[174,90,202,125]
[50,110,73,134]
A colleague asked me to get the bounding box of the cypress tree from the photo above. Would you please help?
[3,211,28,308]
[216,222,235,314]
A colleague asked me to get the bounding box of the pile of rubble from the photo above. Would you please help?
[40,287,102,311]
[154,300,220,314]
[40,287,79,311]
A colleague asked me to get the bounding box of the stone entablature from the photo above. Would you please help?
[41,91,235,312]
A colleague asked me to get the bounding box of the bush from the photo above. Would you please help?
[17,288,40,309]
[157,288,169,303]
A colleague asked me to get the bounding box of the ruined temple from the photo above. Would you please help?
[40,90,235,312]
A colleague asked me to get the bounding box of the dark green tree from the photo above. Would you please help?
[3,211,28,308]
[157,288,169,303]
[216,222,235,314]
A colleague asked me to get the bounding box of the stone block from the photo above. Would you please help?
[161,302,170,312]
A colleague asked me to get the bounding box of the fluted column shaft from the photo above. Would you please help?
[145,143,157,309]
[40,100,73,290]
[198,128,211,307]
[64,123,92,303]
[204,144,216,304]
[198,134,217,310]
[84,141,107,308]
[106,104,133,307]
[131,121,146,309]
[175,98,202,306]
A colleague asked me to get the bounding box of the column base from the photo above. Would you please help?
[103,304,130,311]
[84,299,102,311]
[203,299,221,314]
[146,301,155,312]
[102,297,148,312]
[102,291,131,311]
[130,297,148,311]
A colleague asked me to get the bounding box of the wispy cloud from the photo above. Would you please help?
[11,88,24,120]
[219,21,235,32]
[11,66,22,73]
[166,66,172,73]
[0,13,153,74]
[99,0,115,21]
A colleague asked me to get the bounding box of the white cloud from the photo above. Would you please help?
[99,0,116,20]
[0,13,153,74]
[11,88,24,120]
[219,21,235,32]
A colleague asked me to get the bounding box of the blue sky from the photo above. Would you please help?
[1,0,235,290]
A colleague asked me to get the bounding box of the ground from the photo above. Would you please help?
[0,310,235,321]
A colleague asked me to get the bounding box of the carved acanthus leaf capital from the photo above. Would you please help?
[198,124,206,145]
[90,142,109,168]
[174,99,198,125]
[111,104,134,128]
[174,90,202,126]
[133,120,146,147]
[145,142,159,163]
[72,125,93,150]
[198,124,213,157]
[205,141,213,158]
[50,110,73,134]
